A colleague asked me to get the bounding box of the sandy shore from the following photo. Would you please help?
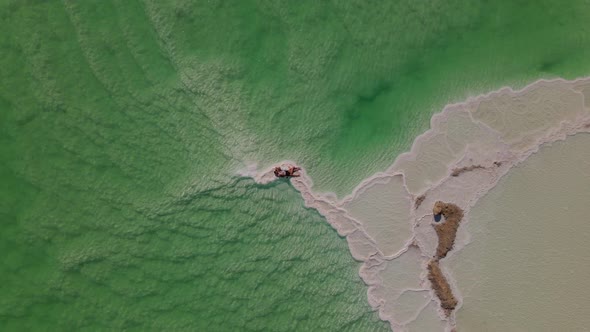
[246,77,590,331]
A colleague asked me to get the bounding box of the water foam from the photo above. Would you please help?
[245,77,590,331]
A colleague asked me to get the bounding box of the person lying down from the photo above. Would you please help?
[273,165,301,178]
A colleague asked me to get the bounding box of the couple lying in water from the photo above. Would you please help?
[274,165,301,178]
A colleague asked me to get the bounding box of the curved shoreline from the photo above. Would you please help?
[245,76,590,331]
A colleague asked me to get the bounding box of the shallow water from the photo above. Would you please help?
[3,1,590,330]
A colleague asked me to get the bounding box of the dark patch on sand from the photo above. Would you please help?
[450,165,485,177]
[432,202,464,260]
[427,261,458,314]
[415,194,426,209]
[427,201,464,316]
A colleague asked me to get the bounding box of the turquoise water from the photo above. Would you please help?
[1,0,590,330]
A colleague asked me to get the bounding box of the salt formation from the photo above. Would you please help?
[249,78,590,331]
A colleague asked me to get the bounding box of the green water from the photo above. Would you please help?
[1,0,589,330]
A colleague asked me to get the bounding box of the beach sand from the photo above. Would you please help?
[450,132,590,331]
[250,77,590,331]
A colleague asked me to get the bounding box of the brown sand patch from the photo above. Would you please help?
[432,201,464,260]
[450,164,485,177]
[415,194,426,209]
[427,201,464,316]
[427,261,458,313]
